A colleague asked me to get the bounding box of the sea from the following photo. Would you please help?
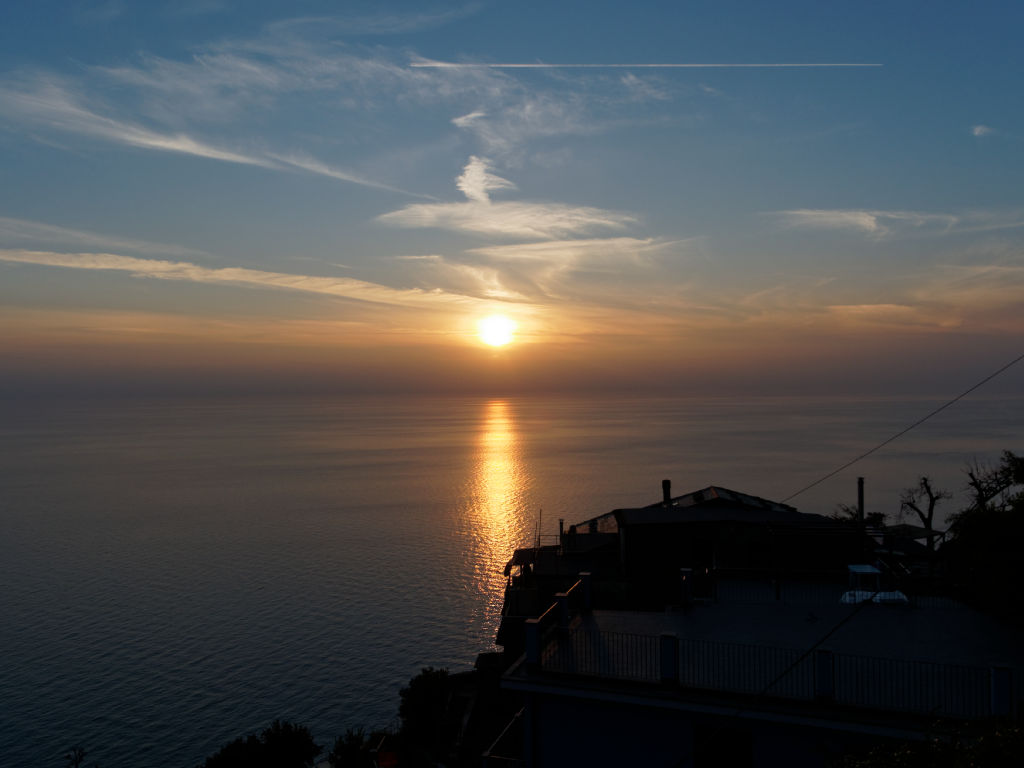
[0,393,1020,767]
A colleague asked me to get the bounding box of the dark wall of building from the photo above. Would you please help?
[529,693,694,767]
[527,688,879,768]
[623,522,863,582]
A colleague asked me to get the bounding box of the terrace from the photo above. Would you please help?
[509,573,1021,723]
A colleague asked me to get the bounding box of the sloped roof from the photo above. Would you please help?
[883,522,942,540]
[613,485,829,526]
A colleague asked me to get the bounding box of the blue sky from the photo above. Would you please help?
[1,1,1023,395]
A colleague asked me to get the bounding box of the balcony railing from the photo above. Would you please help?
[534,628,1013,720]
[543,630,660,684]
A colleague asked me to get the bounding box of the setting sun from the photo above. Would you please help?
[477,315,516,347]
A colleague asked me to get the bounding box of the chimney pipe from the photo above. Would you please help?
[662,479,672,505]
[857,477,865,526]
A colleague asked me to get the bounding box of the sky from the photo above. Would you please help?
[1,0,1023,396]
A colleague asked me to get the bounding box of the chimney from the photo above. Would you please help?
[662,479,672,505]
[857,477,865,526]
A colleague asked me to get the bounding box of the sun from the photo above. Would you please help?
[477,315,516,347]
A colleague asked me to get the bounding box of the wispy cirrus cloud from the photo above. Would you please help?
[971,124,993,137]
[823,303,954,329]
[467,237,670,266]
[468,237,689,303]
[96,52,290,123]
[910,264,1024,314]
[3,16,664,186]
[264,151,432,196]
[395,236,701,309]
[620,73,672,102]
[394,254,533,302]
[379,156,635,238]
[265,5,482,36]
[772,207,1024,238]
[0,80,276,167]
[0,78,424,195]
[772,208,957,237]
[379,200,634,239]
[449,92,599,158]
[0,217,211,260]
[455,156,516,202]
[0,248,483,310]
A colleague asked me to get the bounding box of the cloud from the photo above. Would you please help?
[379,157,635,238]
[379,200,635,239]
[911,264,1024,313]
[396,256,534,302]
[620,73,671,102]
[773,207,1024,238]
[467,237,670,268]
[0,78,423,195]
[465,237,684,302]
[397,237,701,309]
[2,19,663,180]
[0,217,211,260]
[452,111,487,128]
[265,152,433,197]
[772,208,958,237]
[824,303,953,329]
[972,124,993,137]
[97,52,290,123]
[449,91,597,158]
[265,5,482,36]
[0,80,276,166]
[455,156,516,202]
[0,249,482,310]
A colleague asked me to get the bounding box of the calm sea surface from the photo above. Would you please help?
[1,394,1021,767]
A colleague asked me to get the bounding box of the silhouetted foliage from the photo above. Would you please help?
[327,728,380,768]
[831,503,858,522]
[942,451,1024,621]
[958,450,1024,517]
[835,723,1023,767]
[831,503,886,527]
[899,476,951,554]
[398,666,452,762]
[199,720,320,768]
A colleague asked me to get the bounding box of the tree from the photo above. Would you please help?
[831,503,886,528]
[199,720,320,768]
[899,476,951,555]
[327,728,378,768]
[961,450,1024,516]
[942,451,1024,621]
[398,667,452,763]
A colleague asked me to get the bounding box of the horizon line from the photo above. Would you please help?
[410,61,884,69]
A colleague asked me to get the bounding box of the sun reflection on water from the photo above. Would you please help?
[466,400,530,632]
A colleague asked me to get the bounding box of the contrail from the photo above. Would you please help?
[411,61,882,69]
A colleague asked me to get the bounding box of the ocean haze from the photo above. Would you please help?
[0,393,1020,767]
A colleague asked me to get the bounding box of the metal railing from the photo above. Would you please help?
[833,653,991,717]
[678,638,815,699]
[544,630,660,683]
[533,628,1012,720]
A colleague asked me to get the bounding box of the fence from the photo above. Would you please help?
[677,638,815,700]
[535,628,1012,720]
[543,630,660,683]
[833,653,991,718]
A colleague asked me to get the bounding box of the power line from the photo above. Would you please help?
[782,351,1024,503]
